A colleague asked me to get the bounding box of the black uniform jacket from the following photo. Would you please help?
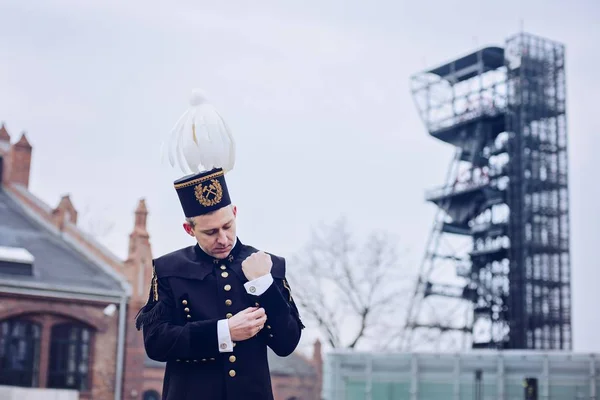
[135,238,304,400]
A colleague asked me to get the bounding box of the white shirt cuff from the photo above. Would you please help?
[244,273,273,296]
[217,319,233,353]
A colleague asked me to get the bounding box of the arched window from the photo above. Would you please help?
[0,318,41,387]
[143,390,160,400]
[47,322,93,391]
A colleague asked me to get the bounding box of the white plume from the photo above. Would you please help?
[160,88,236,175]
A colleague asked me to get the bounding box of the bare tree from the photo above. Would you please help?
[288,217,412,350]
[78,203,115,240]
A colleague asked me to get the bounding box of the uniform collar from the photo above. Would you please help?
[193,237,244,266]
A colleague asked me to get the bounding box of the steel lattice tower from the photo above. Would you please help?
[401,32,572,351]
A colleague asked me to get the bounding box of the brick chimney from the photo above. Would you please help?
[0,123,11,185]
[122,198,154,400]
[133,199,149,236]
[10,132,33,188]
[0,123,10,144]
[52,195,79,230]
[124,199,152,298]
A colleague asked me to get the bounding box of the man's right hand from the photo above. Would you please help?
[228,307,267,341]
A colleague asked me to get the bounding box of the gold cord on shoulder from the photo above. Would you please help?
[152,264,159,302]
[282,279,293,302]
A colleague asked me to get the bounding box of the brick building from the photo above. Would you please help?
[0,123,321,399]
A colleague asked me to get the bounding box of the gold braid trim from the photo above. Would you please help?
[173,170,224,189]
[282,279,293,302]
[152,264,158,302]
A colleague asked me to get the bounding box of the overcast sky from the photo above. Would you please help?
[1,0,599,354]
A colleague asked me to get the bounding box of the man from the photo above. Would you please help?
[135,90,304,399]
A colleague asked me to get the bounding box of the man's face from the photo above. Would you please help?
[183,205,237,259]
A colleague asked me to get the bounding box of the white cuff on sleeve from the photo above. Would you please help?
[244,273,273,296]
[217,319,233,353]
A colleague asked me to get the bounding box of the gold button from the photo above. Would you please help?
[193,360,198,362]
[224,284,231,291]
[229,355,236,363]
[229,370,236,377]
[226,313,233,318]
[202,359,207,362]
[255,302,260,307]
[269,334,273,338]
[225,299,232,306]
[184,307,190,313]
[221,271,229,278]
[233,342,236,347]
[210,358,215,361]
[220,265,226,270]
[182,300,188,305]
[267,325,271,329]
[187,315,191,319]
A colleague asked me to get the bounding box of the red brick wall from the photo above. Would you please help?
[122,299,149,399]
[143,366,164,395]
[271,374,320,400]
[0,293,120,400]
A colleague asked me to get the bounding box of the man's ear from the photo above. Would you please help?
[183,222,195,237]
[232,205,237,217]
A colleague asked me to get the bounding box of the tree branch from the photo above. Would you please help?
[290,216,409,350]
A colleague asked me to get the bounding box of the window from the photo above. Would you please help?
[0,318,41,387]
[47,323,92,391]
[143,390,160,400]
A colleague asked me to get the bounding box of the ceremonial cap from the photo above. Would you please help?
[161,89,236,218]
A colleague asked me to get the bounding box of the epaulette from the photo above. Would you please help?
[134,260,171,331]
[153,245,200,279]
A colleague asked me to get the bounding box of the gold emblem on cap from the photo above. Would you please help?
[195,179,223,207]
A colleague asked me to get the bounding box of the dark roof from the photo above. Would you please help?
[427,46,505,83]
[0,187,125,294]
[145,349,317,377]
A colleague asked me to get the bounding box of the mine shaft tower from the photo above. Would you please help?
[402,32,572,351]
